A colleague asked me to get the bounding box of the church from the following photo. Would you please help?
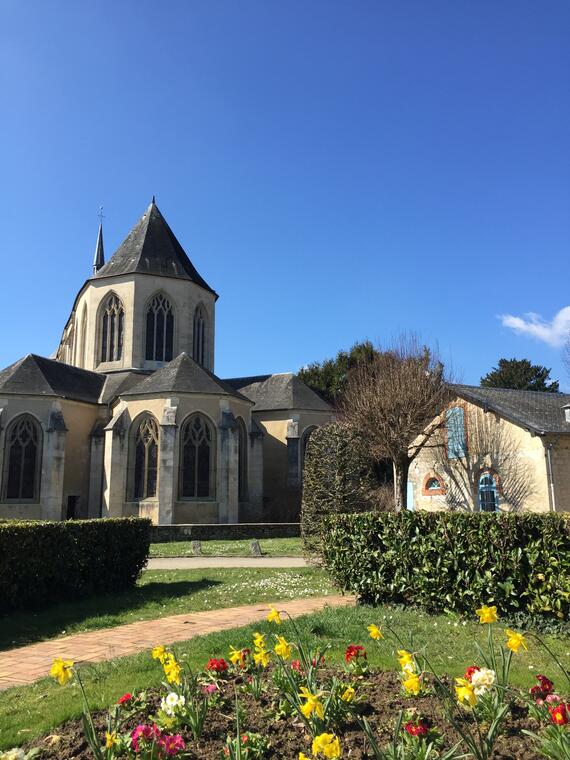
[0,201,334,524]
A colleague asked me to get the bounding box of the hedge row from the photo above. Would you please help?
[0,517,151,610]
[322,512,570,621]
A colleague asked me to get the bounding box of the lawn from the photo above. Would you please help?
[1,603,569,751]
[0,567,332,650]
[149,536,302,557]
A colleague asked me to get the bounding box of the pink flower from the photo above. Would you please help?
[203,683,218,695]
[291,659,302,673]
[131,724,156,752]
[546,694,562,704]
[160,734,185,756]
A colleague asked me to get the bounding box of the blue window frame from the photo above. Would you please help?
[478,473,499,512]
[446,407,466,459]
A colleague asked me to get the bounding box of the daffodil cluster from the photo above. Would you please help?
[152,645,182,686]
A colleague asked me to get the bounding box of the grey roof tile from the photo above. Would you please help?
[223,373,333,412]
[451,384,570,434]
[0,355,105,404]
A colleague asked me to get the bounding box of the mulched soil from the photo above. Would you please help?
[25,670,545,759]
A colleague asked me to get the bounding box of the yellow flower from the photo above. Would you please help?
[312,732,342,758]
[274,635,293,659]
[505,629,527,653]
[253,632,266,649]
[341,685,355,702]
[50,657,74,685]
[475,605,498,624]
[299,754,311,760]
[367,624,383,641]
[105,732,117,749]
[152,645,167,663]
[299,686,325,720]
[229,646,245,666]
[455,677,477,707]
[397,650,415,672]
[163,654,182,685]
[267,607,282,625]
[402,672,421,696]
[253,649,270,668]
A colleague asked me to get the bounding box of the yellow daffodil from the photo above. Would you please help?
[402,672,421,696]
[267,607,282,625]
[105,732,117,749]
[397,649,415,672]
[475,605,498,624]
[163,654,182,685]
[505,629,527,653]
[341,685,355,702]
[299,686,325,720]
[253,632,266,649]
[152,645,167,663]
[299,754,311,760]
[274,635,293,659]
[455,677,477,707]
[253,649,270,668]
[367,624,383,641]
[229,646,246,666]
[50,657,74,685]
[312,732,342,759]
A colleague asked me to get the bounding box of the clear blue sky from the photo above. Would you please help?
[1,1,569,387]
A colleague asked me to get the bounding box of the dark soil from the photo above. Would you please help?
[25,670,544,759]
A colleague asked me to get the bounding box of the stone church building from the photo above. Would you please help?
[0,201,333,524]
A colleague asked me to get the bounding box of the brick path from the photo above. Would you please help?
[0,595,353,691]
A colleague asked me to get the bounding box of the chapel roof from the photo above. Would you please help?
[223,373,333,412]
[451,384,570,435]
[121,352,250,401]
[93,200,217,296]
[0,354,105,404]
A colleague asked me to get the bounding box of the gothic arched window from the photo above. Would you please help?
[237,417,248,500]
[100,294,124,363]
[193,305,206,366]
[78,304,88,369]
[132,416,159,500]
[300,425,317,480]
[3,415,42,501]
[180,414,215,499]
[145,293,174,362]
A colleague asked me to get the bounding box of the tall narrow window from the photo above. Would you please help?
[193,305,206,366]
[180,414,214,499]
[446,407,466,459]
[133,416,159,499]
[145,294,174,362]
[478,472,499,512]
[100,294,124,363]
[78,305,88,369]
[3,415,42,501]
[237,417,248,500]
[300,425,317,479]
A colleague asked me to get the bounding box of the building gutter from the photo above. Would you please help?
[545,441,556,512]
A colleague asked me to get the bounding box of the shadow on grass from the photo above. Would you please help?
[0,578,221,651]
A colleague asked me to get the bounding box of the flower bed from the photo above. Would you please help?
[8,606,570,760]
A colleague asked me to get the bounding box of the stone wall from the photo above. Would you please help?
[150,521,300,542]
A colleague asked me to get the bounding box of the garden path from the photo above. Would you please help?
[0,594,353,691]
[147,557,308,569]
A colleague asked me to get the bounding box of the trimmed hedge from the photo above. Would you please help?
[322,512,570,621]
[0,517,151,610]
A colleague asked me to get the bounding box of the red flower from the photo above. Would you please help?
[404,720,429,737]
[206,658,228,673]
[345,644,366,664]
[312,655,326,667]
[291,659,303,673]
[530,674,555,702]
[549,703,569,726]
[117,692,133,704]
[464,666,480,682]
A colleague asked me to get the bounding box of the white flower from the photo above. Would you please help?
[470,668,496,696]
[0,750,25,760]
[161,692,186,715]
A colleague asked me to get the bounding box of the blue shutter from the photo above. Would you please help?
[406,480,415,510]
[446,407,466,459]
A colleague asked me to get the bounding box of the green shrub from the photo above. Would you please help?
[301,423,378,556]
[0,517,150,611]
[322,511,570,621]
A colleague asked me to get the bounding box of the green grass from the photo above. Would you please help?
[0,567,332,650]
[1,604,569,751]
[149,536,303,558]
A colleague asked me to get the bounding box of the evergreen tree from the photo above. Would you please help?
[298,340,378,405]
[481,358,559,392]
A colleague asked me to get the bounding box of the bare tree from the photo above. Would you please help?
[340,334,450,511]
[425,406,537,511]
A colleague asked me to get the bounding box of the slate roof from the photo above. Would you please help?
[121,353,250,401]
[99,371,151,404]
[93,201,217,296]
[223,373,333,412]
[0,355,105,404]
[451,384,570,435]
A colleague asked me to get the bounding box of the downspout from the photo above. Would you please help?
[545,441,556,512]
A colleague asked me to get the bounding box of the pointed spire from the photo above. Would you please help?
[92,206,105,274]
